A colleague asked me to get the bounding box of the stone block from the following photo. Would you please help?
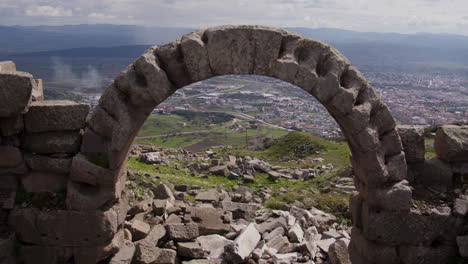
[68,153,116,187]
[398,244,457,264]
[0,115,23,136]
[152,183,175,202]
[24,100,90,132]
[0,175,18,209]
[22,131,81,154]
[18,245,73,264]
[180,31,213,82]
[65,176,122,211]
[129,220,151,241]
[366,180,412,211]
[195,189,221,203]
[397,125,425,163]
[328,239,351,264]
[0,145,23,168]
[361,207,460,246]
[21,171,67,193]
[205,26,284,77]
[196,234,234,259]
[25,153,71,174]
[220,201,258,222]
[349,227,399,264]
[155,40,192,88]
[177,242,205,258]
[457,235,468,258]
[32,79,44,101]
[435,125,468,162]
[0,61,16,72]
[0,71,34,117]
[225,223,261,263]
[165,223,199,242]
[185,207,231,235]
[9,207,118,247]
[109,240,135,264]
[421,158,453,189]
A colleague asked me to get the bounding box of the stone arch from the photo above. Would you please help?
[67,25,412,262]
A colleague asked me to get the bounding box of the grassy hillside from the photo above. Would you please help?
[232,132,350,168]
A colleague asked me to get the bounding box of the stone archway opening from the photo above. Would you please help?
[64,25,412,263]
[130,73,351,213]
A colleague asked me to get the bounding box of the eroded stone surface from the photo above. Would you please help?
[435,125,468,162]
[24,100,90,133]
[0,71,34,117]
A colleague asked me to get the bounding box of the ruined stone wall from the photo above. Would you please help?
[0,61,128,263]
[0,26,466,264]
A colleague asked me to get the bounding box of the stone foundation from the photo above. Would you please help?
[0,26,467,263]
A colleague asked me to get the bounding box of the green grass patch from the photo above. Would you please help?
[136,136,202,149]
[127,157,239,195]
[232,132,350,168]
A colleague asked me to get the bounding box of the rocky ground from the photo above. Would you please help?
[112,180,352,264]
[106,145,356,263]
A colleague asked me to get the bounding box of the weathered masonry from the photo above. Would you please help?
[0,26,467,264]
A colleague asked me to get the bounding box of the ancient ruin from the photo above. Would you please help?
[0,26,466,263]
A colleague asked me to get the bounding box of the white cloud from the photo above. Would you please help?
[1,0,468,35]
[88,12,116,19]
[25,5,73,17]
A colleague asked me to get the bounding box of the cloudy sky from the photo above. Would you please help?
[2,0,468,35]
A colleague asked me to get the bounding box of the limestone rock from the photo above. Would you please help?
[140,152,163,164]
[109,240,135,264]
[196,234,234,259]
[266,236,290,253]
[24,100,90,132]
[128,199,154,216]
[134,239,159,264]
[195,189,221,203]
[130,220,151,241]
[256,217,287,234]
[397,125,425,163]
[220,201,258,222]
[317,238,337,253]
[302,226,321,259]
[177,242,205,258]
[328,239,351,264]
[264,227,286,242]
[145,224,167,245]
[225,223,261,263]
[0,71,34,117]
[209,165,229,177]
[185,207,231,235]
[271,253,299,264]
[32,79,43,101]
[288,222,304,242]
[0,61,16,72]
[153,184,175,203]
[153,199,174,216]
[182,260,222,264]
[155,248,177,264]
[165,223,199,241]
[435,125,468,162]
[453,198,468,216]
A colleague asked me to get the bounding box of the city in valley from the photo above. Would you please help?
[79,70,468,138]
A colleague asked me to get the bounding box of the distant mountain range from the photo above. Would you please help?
[2,24,468,73]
